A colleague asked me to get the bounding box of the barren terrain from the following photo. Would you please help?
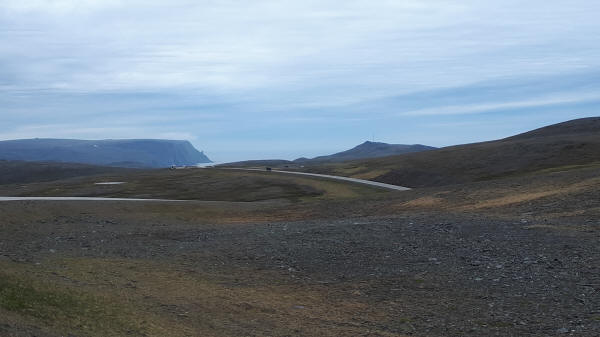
[1,163,599,336]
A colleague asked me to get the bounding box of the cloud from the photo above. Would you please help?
[2,0,598,95]
[0,0,124,13]
[0,1,599,160]
[396,92,600,117]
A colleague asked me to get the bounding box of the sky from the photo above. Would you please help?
[1,0,599,162]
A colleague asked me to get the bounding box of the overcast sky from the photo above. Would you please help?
[1,0,599,162]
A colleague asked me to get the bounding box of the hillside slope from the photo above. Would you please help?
[300,117,600,188]
[505,117,600,140]
[0,139,211,168]
[0,160,129,185]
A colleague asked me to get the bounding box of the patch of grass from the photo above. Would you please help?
[0,276,79,319]
[401,196,444,208]
[459,190,556,210]
[0,273,147,336]
[10,257,405,337]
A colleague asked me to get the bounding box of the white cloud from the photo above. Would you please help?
[0,124,139,140]
[2,0,598,97]
[0,0,125,13]
[397,91,600,116]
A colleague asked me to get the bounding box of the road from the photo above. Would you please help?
[225,168,411,191]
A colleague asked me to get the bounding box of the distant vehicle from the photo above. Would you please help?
[266,167,272,171]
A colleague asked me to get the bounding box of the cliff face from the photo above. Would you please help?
[0,139,212,168]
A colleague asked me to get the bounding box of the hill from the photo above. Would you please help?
[299,141,435,163]
[505,116,600,140]
[0,160,129,185]
[295,117,600,187]
[0,139,211,168]
[221,142,435,167]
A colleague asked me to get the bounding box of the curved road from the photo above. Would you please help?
[0,168,409,202]
[226,168,411,191]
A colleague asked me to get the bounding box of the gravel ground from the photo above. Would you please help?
[1,206,599,336]
[1,167,599,336]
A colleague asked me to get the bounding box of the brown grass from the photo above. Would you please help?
[459,191,557,210]
[401,196,444,208]
[0,258,408,337]
[459,176,600,211]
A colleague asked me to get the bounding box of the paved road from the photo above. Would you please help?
[226,168,411,191]
[0,197,185,202]
[0,169,409,202]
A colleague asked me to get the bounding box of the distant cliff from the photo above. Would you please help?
[0,139,212,168]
